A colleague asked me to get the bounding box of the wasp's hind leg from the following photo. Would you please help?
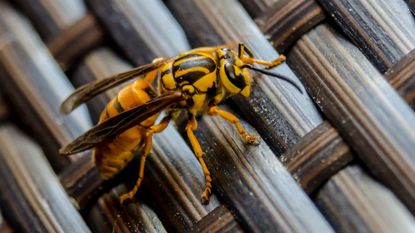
[208,106,259,144]
[119,115,172,204]
[186,116,212,204]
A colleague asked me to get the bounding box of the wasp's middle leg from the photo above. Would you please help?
[186,116,212,204]
[208,105,259,144]
[119,115,172,203]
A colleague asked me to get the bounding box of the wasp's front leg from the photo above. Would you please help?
[208,105,259,144]
[242,54,286,70]
[238,43,285,69]
[265,55,286,69]
[185,116,212,204]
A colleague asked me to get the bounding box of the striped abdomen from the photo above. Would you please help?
[93,79,158,179]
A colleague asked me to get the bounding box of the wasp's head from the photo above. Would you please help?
[217,47,253,97]
[217,43,303,100]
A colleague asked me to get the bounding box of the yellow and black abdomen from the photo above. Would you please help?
[93,79,158,179]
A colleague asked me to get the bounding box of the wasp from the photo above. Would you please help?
[59,43,302,204]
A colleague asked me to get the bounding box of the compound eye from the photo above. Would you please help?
[224,63,246,89]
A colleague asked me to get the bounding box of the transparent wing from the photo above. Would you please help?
[60,57,175,114]
[59,92,183,155]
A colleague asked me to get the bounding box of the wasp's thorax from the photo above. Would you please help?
[157,47,255,116]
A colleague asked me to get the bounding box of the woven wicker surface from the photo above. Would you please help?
[0,0,415,232]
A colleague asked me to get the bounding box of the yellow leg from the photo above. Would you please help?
[238,43,285,69]
[208,106,259,144]
[186,116,212,204]
[241,55,286,69]
[119,116,171,204]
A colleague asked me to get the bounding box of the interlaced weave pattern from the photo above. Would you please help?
[0,0,415,232]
